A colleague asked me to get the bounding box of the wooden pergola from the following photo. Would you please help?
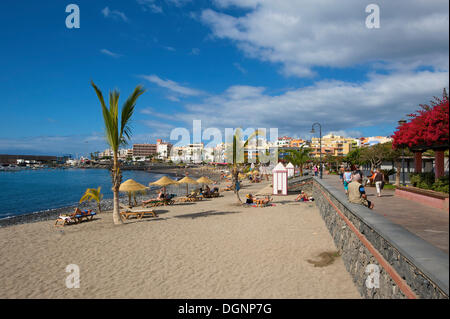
[409,144,449,179]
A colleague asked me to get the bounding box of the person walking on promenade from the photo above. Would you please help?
[353,166,363,180]
[343,167,352,195]
[339,165,344,182]
[313,165,318,176]
[348,174,374,209]
[374,168,385,197]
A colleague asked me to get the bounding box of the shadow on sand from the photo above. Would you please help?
[175,210,241,219]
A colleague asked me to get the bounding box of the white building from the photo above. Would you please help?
[202,147,215,163]
[213,143,226,163]
[156,139,172,160]
[99,148,132,160]
[170,143,204,163]
[276,136,292,147]
[364,136,393,146]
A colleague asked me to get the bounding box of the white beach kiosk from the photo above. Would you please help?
[272,162,288,195]
[286,162,295,178]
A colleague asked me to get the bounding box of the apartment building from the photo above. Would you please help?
[132,144,157,158]
[310,134,357,157]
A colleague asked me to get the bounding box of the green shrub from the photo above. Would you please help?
[432,176,449,193]
[410,172,449,193]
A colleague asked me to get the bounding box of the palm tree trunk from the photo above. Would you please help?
[112,154,123,224]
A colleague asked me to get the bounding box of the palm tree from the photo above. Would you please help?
[80,187,104,213]
[227,129,262,203]
[284,147,311,176]
[91,81,146,224]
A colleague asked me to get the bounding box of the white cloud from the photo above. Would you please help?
[213,0,261,9]
[137,0,163,13]
[140,107,176,120]
[141,74,204,96]
[171,70,448,137]
[141,120,175,130]
[166,0,192,7]
[100,49,121,58]
[0,133,108,156]
[201,0,449,77]
[233,62,247,74]
[101,7,129,22]
[167,96,181,102]
[190,48,200,55]
[136,0,192,13]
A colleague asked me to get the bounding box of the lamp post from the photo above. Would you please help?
[398,119,407,186]
[311,123,322,179]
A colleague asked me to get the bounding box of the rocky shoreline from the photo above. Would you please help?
[0,167,224,228]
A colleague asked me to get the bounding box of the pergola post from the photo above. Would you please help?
[435,150,445,179]
[414,151,422,173]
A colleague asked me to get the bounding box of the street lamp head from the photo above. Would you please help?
[398,119,407,126]
[310,128,315,134]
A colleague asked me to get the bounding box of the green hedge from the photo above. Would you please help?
[410,173,449,194]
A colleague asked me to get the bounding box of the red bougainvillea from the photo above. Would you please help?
[392,92,449,149]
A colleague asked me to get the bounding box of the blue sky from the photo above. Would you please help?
[0,0,448,156]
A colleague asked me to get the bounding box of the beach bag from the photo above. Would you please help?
[381,181,385,189]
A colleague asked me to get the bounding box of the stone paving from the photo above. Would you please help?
[322,174,449,254]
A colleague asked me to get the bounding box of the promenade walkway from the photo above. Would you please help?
[322,174,449,254]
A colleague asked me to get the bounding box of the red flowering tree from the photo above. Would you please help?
[392,91,449,149]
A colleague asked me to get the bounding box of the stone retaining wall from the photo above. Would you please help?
[289,176,449,299]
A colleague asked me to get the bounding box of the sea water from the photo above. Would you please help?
[0,168,176,218]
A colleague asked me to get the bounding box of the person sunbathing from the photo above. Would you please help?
[143,190,165,204]
[245,194,254,204]
[257,196,272,206]
[203,185,211,195]
[295,191,309,202]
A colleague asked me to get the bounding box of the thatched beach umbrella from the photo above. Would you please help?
[119,179,148,206]
[150,176,177,197]
[177,176,198,195]
[197,176,214,184]
[197,176,214,190]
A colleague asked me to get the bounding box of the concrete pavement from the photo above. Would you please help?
[322,174,449,254]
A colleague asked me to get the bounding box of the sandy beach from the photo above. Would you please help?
[0,178,360,299]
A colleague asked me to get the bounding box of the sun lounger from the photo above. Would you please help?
[142,194,176,207]
[142,199,164,207]
[119,203,158,220]
[54,208,96,227]
[120,208,158,221]
[202,190,220,198]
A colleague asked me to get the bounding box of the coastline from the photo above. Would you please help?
[0,177,360,298]
[0,166,224,228]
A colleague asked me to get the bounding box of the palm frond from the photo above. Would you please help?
[79,192,92,204]
[120,85,146,146]
[91,82,119,151]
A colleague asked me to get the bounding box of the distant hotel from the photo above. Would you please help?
[91,134,393,164]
